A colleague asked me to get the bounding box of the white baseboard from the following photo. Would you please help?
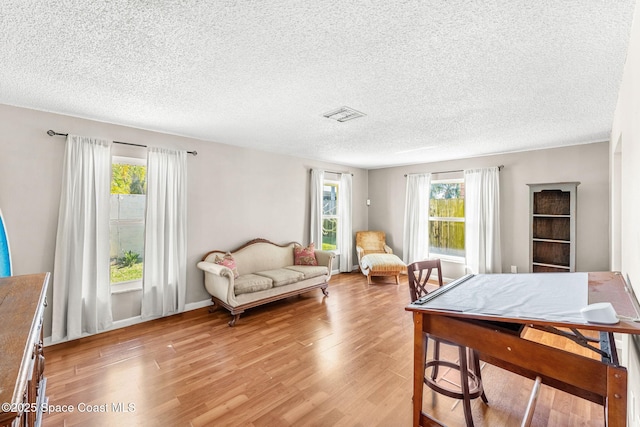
[44,298,213,347]
[331,264,361,275]
[185,299,214,311]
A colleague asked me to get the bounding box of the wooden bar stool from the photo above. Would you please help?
[407,259,487,427]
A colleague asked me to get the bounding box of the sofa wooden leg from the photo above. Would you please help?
[321,285,329,297]
[228,313,241,327]
[208,298,219,313]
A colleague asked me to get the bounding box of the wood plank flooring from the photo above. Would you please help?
[43,272,604,426]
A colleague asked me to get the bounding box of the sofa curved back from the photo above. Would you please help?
[202,239,297,276]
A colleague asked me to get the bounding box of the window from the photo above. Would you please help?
[322,180,339,251]
[429,179,465,258]
[110,157,146,287]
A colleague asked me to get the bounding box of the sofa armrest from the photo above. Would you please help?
[197,261,228,276]
[197,261,237,305]
[383,244,393,254]
[315,250,336,277]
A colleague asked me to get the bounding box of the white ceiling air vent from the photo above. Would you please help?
[322,106,366,122]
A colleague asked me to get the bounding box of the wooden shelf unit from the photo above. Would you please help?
[528,182,579,273]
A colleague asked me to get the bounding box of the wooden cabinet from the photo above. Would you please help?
[527,183,579,272]
[0,273,50,427]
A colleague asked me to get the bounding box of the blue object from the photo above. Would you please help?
[0,209,12,277]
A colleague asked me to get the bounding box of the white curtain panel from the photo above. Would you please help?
[309,169,324,247]
[464,166,502,274]
[403,173,431,264]
[52,135,113,342]
[142,147,187,319]
[338,173,353,272]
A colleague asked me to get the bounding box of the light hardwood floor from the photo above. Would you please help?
[43,272,604,426]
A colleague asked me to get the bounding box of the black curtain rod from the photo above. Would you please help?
[404,165,503,177]
[312,169,354,176]
[47,130,197,156]
[326,170,354,176]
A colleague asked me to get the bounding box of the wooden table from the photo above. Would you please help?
[405,271,640,427]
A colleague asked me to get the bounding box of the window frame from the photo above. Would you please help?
[321,178,340,253]
[428,177,465,262]
[110,155,146,294]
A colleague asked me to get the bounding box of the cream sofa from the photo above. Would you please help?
[197,238,335,326]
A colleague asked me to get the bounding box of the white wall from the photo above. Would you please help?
[0,104,368,339]
[367,143,610,279]
[610,2,640,425]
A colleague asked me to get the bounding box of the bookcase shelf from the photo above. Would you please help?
[527,182,579,273]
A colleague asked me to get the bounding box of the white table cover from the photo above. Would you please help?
[414,272,589,324]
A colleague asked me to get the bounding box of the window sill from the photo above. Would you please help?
[111,280,142,294]
[430,254,465,264]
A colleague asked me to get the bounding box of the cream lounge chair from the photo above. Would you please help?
[355,231,406,285]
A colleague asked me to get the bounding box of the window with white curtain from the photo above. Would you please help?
[110,156,146,292]
[429,177,465,259]
[322,179,339,251]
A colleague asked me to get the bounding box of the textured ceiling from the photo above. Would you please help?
[0,1,636,169]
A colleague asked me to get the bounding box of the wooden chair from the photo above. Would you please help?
[407,259,487,427]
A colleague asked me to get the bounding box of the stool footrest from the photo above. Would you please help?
[424,359,484,400]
